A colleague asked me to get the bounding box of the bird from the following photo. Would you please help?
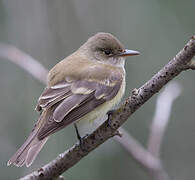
[7,32,140,167]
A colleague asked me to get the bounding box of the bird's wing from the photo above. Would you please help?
[36,72,123,140]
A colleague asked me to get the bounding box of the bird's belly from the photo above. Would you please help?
[78,78,126,124]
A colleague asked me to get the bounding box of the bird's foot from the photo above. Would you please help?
[106,109,116,128]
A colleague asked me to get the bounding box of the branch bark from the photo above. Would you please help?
[1,36,195,180]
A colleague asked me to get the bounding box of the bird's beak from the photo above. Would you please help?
[117,49,140,57]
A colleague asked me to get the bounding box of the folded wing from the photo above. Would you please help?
[36,73,122,140]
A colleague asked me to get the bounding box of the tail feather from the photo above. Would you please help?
[7,132,49,167]
[26,137,48,167]
[7,112,48,167]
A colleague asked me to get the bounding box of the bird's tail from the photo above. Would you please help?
[7,112,48,167]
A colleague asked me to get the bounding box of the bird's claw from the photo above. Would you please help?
[106,109,116,128]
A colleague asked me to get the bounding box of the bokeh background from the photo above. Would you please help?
[0,0,195,179]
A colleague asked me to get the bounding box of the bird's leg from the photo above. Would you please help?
[74,123,82,142]
[106,109,116,127]
[74,123,88,151]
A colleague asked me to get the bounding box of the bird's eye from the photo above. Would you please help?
[104,49,112,56]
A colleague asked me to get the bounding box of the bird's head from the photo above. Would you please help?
[80,32,140,66]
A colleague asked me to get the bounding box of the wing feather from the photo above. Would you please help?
[36,83,71,111]
[53,94,89,122]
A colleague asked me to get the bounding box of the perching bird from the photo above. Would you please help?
[7,32,140,167]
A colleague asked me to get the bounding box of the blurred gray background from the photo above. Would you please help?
[0,0,195,179]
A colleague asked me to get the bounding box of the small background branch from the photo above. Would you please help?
[0,44,48,84]
[147,82,182,157]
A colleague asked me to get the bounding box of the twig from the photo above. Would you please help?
[114,128,169,180]
[147,81,182,158]
[0,44,48,84]
[1,35,195,179]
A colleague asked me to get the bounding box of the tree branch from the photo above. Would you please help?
[1,35,195,180]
